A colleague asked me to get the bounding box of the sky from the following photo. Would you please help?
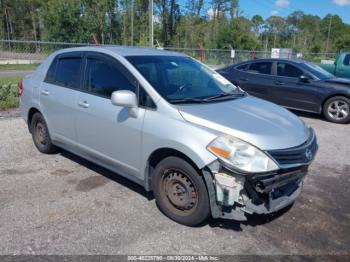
[238,0,350,24]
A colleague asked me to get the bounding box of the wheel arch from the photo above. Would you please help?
[144,147,212,191]
[322,93,350,110]
[27,107,41,132]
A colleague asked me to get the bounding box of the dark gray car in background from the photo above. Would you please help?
[217,59,350,124]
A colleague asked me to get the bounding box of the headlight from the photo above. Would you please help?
[207,135,279,173]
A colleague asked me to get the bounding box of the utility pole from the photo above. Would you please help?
[325,15,333,54]
[131,0,134,46]
[149,0,154,47]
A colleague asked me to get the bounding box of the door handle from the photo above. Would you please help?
[240,78,248,81]
[78,101,89,108]
[274,81,284,86]
[41,90,49,96]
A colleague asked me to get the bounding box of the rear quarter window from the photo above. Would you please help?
[44,58,58,83]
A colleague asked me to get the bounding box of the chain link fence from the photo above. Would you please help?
[164,47,266,67]
[0,40,338,67]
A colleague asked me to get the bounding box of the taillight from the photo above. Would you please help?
[18,80,23,96]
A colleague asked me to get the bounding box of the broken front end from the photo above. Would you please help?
[203,129,318,221]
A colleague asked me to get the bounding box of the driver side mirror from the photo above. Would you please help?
[299,75,310,83]
[111,90,139,118]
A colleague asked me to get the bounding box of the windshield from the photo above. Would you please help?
[126,56,244,103]
[303,62,335,79]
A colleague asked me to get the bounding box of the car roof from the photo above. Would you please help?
[237,58,307,65]
[53,45,186,57]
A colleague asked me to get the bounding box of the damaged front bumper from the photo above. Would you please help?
[202,128,318,221]
[202,163,309,221]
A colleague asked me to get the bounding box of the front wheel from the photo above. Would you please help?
[152,157,210,226]
[323,96,350,124]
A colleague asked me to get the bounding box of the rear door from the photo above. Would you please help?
[238,61,274,100]
[271,62,320,112]
[75,52,146,178]
[40,52,83,147]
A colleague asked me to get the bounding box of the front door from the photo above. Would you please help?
[271,62,320,112]
[75,53,145,178]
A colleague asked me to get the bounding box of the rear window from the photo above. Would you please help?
[236,64,249,71]
[55,57,82,89]
[45,56,82,89]
[344,54,350,66]
[248,62,272,75]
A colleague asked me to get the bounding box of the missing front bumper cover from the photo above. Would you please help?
[202,163,307,221]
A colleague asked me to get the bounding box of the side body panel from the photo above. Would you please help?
[40,81,80,147]
[20,57,53,123]
[268,76,324,113]
[75,92,146,178]
[140,99,218,181]
[233,70,275,100]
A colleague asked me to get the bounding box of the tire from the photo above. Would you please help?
[152,156,210,226]
[323,96,350,124]
[30,112,57,154]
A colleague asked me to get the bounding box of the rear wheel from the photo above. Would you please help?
[323,96,350,124]
[152,157,210,226]
[30,112,57,153]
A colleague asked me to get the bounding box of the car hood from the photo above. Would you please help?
[324,78,350,86]
[177,96,310,150]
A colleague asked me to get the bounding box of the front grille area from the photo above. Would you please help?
[267,128,318,168]
[248,166,308,193]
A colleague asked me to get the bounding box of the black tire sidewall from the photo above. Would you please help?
[323,96,350,124]
[30,112,56,153]
[152,156,210,226]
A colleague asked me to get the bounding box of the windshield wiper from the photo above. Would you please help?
[169,98,208,104]
[169,93,245,104]
[203,92,245,101]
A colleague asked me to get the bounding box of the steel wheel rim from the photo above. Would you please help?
[160,169,198,216]
[327,100,349,120]
[35,121,47,146]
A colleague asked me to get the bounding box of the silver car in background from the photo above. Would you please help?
[19,46,318,226]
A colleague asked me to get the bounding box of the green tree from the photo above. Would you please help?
[40,0,88,42]
[251,15,264,35]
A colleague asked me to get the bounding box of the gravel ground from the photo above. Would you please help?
[0,111,349,255]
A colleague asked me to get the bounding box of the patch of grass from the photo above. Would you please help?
[0,76,21,109]
[0,63,39,71]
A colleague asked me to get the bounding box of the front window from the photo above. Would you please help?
[277,62,303,78]
[85,57,136,98]
[126,56,244,104]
